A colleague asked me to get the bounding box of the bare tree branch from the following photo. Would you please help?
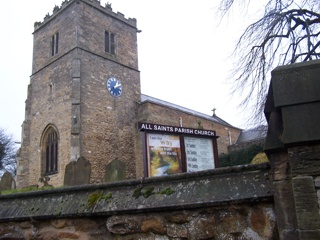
[0,128,17,175]
[218,0,320,125]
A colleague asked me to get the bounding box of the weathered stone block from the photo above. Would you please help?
[0,224,24,239]
[50,219,67,229]
[141,219,166,234]
[37,228,58,239]
[267,151,290,181]
[166,212,193,224]
[292,176,320,230]
[278,229,299,240]
[188,216,216,239]
[264,60,320,152]
[273,180,297,230]
[106,215,146,234]
[299,230,320,240]
[314,176,320,187]
[220,212,247,234]
[167,223,188,238]
[72,218,100,232]
[289,145,320,177]
[271,60,320,107]
[264,110,284,152]
[58,231,80,239]
[282,102,320,144]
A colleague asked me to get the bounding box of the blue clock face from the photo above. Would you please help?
[106,77,122,97]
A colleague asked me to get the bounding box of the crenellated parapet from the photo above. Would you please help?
[34,0,137,31]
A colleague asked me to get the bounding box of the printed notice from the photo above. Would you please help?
[185,137,215,172]
[147,133,182,177]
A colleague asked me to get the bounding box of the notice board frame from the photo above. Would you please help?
[138,122,219,177]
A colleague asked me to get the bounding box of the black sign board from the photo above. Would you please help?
[138,122,219,177]
[138,122,216,137]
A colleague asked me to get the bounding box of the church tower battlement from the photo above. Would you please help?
[34,0,137,31]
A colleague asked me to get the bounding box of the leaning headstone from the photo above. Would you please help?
[104,159,126,183]
[0,172,16,191]
[64,156,91,186]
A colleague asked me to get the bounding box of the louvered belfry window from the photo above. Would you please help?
[105,31,115,54]
[51,32,59,56]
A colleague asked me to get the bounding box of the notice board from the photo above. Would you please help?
[139,122,219,177]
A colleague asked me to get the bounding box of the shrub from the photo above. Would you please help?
[218,144,264,167]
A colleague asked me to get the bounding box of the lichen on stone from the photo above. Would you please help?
[132,187,142,199]
[160,187,175,195]
[143,187,155,198]
[132,186,175,199]
[87,191,103,208]
[101,192,113,202]
[87,191,113,208]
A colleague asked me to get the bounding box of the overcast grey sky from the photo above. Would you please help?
[0,0,260,141]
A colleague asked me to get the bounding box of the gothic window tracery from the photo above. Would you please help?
[41,126,59,175]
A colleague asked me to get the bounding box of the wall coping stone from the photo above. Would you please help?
[264,60,320,151]
[0,163,272,222]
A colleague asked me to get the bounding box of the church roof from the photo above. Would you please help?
[140,94,239,129]
[236,125,268,144]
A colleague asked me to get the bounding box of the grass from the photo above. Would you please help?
[0,185,59,195]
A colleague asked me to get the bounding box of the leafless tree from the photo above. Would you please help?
[218,0,320,125]
[0,128,17,175]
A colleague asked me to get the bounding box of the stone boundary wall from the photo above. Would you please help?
[0,163,276,239]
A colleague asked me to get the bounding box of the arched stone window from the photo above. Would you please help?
[41,125,59,175]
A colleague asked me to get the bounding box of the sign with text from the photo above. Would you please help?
[185,137,215,172]
[139,122,216,137]
[139,122,219,177]
[147,133,182,177]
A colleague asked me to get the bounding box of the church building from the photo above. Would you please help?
[17,0,241,188]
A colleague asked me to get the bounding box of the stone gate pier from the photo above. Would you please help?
[264,59,320,240]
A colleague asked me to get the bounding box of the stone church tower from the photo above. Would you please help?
[17,0,141,187]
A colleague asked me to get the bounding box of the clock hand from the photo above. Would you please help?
[114,82,121,89]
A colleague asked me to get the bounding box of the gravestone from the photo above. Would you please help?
[0,172,15,191]
[64,156,91,186]
[104,159,126,183]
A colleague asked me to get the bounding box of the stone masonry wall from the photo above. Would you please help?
[79,49,140,184]
[0,163,275,239]
[18,52,76,187]
[0,203,276,240]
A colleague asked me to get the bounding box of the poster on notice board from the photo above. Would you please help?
[147,133,182,177]
[184,136,215,172]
